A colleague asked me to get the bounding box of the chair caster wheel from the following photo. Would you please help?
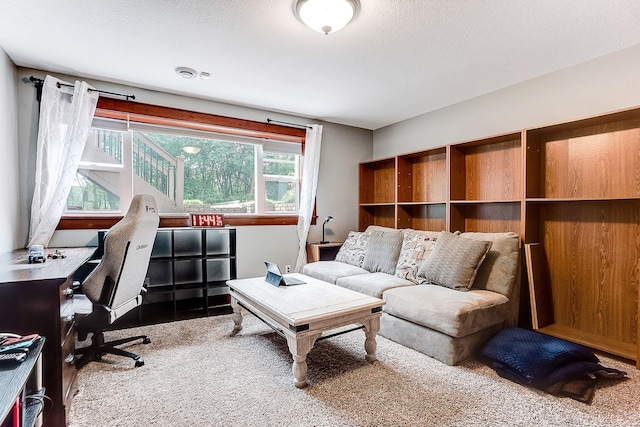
[135,359,145,367]
[142,337,151,344]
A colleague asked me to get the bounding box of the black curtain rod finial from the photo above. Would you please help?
[28,76,44,102]
[29,76,44,85]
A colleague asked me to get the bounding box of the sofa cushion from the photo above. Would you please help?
[302,261,368,284]
[417,231,492,291]
[362,229,403,274]
[395,229,438,284]
[383,284,509,338]
[335,231,370,267]
[336,272,414,299]
[460,231,520,297]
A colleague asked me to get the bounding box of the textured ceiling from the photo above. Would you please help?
[1,0,639,130]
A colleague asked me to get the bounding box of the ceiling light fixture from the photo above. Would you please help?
[175,67,197,79]
[294,0,360,35]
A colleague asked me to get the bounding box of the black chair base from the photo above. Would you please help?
[75,331,151,369]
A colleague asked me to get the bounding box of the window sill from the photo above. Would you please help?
[57,215,314,229]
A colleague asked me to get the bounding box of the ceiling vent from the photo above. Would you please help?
[175,67,197,79]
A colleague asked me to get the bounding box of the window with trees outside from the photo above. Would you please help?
[64,101,306,225]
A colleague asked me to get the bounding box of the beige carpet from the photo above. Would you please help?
[69,313,640,427]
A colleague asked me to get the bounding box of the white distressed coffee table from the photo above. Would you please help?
[227,273,385,388]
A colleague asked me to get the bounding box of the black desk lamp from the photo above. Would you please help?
[321,215,333,244]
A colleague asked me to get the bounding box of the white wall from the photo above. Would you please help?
[0,48,20,252]
[16,68,372,277]
[374,44,640,157]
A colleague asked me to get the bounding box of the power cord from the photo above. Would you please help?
[24,391,52,416]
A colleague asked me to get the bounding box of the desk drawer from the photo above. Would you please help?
[59,278,75,341]
[61,328,77,408]
[60,303,75,342]
[60,276,78,415]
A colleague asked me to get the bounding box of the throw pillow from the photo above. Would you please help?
[417,231,492,291]
[335,231,370,267]
[395,231,437,284]
[362,229,403,275]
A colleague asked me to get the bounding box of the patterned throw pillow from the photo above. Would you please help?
[417,231,492,291]
[362,229,404,274]
[335,231,370,267]
[395,231,437,284]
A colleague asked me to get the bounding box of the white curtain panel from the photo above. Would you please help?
[295,124,323,272]
[27,76,99,247]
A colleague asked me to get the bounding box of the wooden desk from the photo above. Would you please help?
[306,242,343,263]
[0,247,96,427]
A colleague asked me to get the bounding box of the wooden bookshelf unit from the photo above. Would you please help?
[359,107,640,368]
[396,148,447,231]
[358,157,396,231]
[523,108,640,366]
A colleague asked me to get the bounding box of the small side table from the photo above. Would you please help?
[306,242,343,263]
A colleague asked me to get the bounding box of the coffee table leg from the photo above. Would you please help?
[286,333,321,388]
[231,297,243,332]
[362,316,381,362]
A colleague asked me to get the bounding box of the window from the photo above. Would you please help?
[68,128,125,212]
[67,123,302,217]
[62,99,307,227]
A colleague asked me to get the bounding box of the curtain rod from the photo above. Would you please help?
[28,76,135,101]
[267,118,312,130]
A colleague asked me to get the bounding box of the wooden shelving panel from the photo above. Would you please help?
[450,133,523,202]
[397,203,446,231]
[358,205,395,231]
[397,148,447,203]
[449,201,521,234]
[526,109,640,200]
[447,133,523,235]
[359,157,396,204]
[536,201,638,336]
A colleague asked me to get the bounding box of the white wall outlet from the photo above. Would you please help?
[285,265,292,273]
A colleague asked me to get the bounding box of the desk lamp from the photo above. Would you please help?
[321,215,333,244]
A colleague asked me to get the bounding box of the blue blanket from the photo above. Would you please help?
[479,327,626,402]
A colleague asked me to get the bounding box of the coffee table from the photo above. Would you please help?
[227,273,385,388]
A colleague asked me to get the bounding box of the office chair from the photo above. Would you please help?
[74,194,159,369]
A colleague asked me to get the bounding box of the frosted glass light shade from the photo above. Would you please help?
[182,146,201,154]
[295,0,359,35]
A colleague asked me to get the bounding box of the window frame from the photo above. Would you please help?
[58,98,315,229]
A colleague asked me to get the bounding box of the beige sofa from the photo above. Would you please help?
[302,226,521,365]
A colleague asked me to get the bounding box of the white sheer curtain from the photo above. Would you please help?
[27,76,99,247]
[294,124,323,272]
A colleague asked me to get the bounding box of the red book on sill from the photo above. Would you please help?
[10,396,19,427]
